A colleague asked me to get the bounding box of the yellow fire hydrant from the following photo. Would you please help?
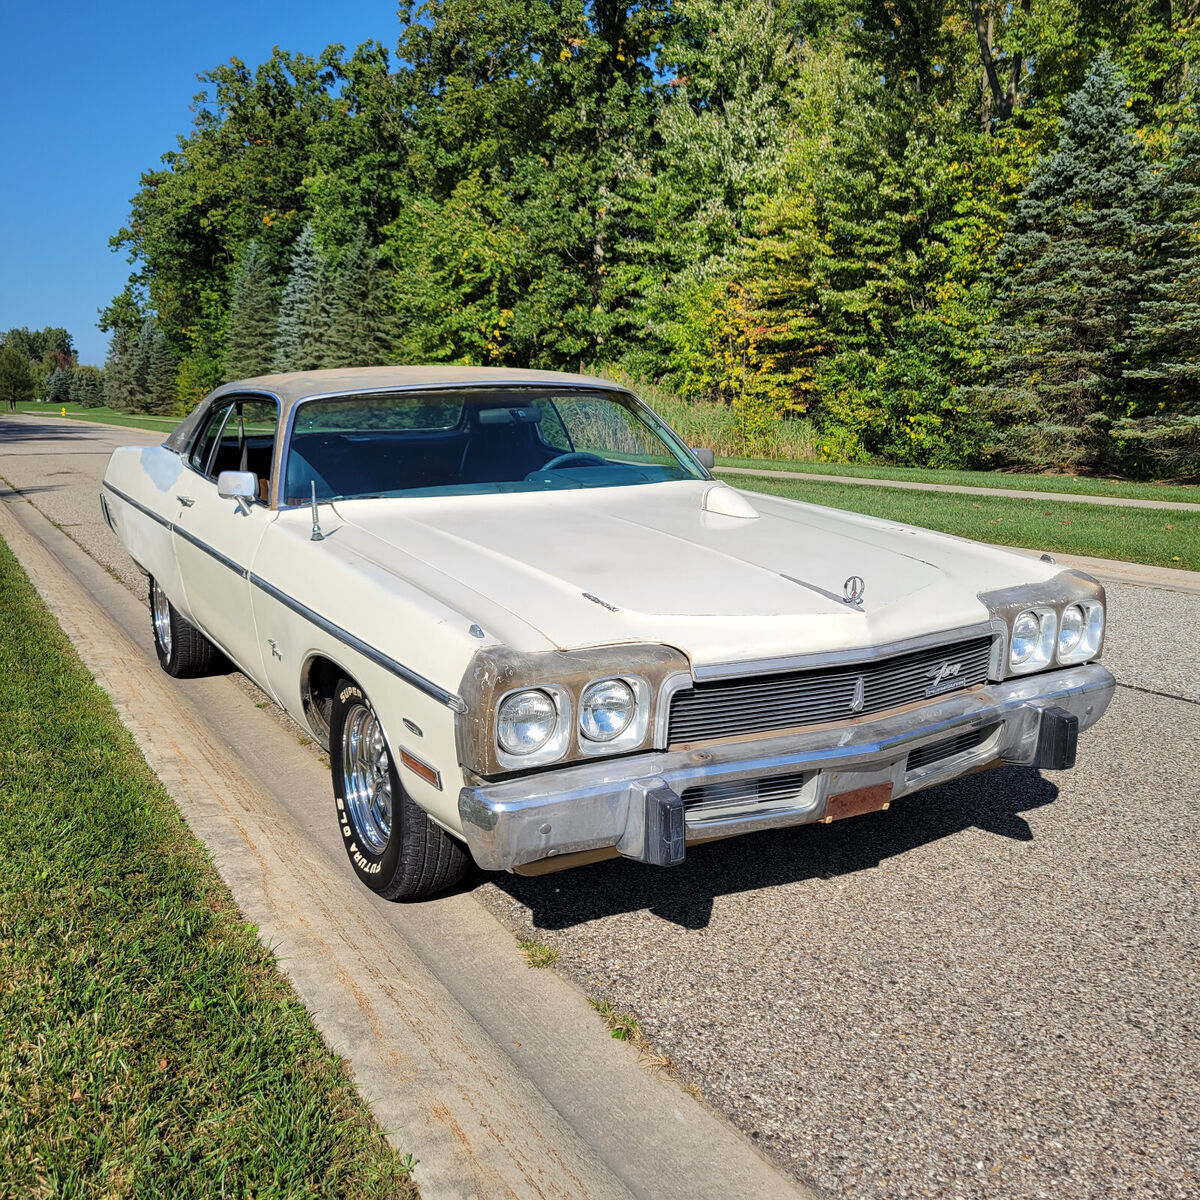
[61,407,66,417]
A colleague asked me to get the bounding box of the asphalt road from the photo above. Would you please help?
[2,413,1198,1200]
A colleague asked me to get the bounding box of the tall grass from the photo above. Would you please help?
[599,366,820,461]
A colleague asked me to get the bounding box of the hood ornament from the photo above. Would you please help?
[842,576,865,607]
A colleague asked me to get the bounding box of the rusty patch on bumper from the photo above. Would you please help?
[824,782,893,822]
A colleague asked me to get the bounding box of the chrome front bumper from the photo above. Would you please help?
[457,664,1115,872]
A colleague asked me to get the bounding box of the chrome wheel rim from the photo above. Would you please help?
[341,702,392,854]
[151,582,172,658]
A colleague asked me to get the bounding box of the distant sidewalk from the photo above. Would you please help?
[716,465,1200,513]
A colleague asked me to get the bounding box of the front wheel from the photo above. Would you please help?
[149,577,216,677]
[329,678,469,900]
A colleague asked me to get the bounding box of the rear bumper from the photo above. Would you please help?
[458,663,1115,872]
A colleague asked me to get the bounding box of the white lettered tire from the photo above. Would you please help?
[329,678,469,899]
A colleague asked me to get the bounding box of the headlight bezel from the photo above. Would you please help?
[1007,605,1057,674]
[494,684,572,769]
[457,643,689,777]
[982,570,1106,680]
[1056,599,1104,664]
[578,675,650,755]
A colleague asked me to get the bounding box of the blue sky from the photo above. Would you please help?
[0,0,400,366]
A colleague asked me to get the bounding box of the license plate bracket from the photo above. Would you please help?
[823,782,893,822]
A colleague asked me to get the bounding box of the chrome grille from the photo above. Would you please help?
[682,771,812,817]
[668,636,994,745]
[906,724,999,773]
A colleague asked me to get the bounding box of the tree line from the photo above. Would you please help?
[100,0,1200,477]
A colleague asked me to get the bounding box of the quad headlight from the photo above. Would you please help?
[497,689,561,756]
[580,678,636,741]
[1056,601,1104,664]
[1008,606,1057,674]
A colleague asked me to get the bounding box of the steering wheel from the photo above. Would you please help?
[536,452,608,472]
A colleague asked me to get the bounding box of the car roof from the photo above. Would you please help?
[162,365,632,454]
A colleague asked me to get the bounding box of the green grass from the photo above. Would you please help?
[715,455,1200,504]
[0,537,417,1199]
[736,474,1200,570]
[9,402,183,433]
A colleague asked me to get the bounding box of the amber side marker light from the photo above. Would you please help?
[400,747,442,791]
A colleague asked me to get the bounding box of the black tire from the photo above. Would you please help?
[329,677,469,900]
[149,576,216,678]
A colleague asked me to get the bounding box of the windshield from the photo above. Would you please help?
[282,387,706,504]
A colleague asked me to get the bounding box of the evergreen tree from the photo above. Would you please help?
[326,225,395,368]
[144,327,179,415]
[0,342,34,409]
[104,327,138,412]
[1121,121,1200,475]
[46,367,73,405]
[130,317,162,412]
[224,241,279,379]
[973,55,1158,472]
[69,365,105,408]
[274,223,334,371]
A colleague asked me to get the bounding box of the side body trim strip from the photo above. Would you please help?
[102,481,465,713]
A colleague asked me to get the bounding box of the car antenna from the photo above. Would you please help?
[310,481,325,542]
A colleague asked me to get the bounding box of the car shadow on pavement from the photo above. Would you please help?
[485,766,1059,930]
[0,418,106,443]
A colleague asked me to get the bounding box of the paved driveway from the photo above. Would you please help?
[3,414,1197,1199]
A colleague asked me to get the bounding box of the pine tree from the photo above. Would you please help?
[973,55,1158,472]
[104,327,138,411]
[1121,121,1200,476]
[326,226,396,368]
[129,318,160,413]
[69,365,105,408]
[224,241,279,380]
[274,224,334,372]
[46,366,73,405]
[144,327,179,415]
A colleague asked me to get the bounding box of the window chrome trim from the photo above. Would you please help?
[691,622,998,682]
[101,482,465,713]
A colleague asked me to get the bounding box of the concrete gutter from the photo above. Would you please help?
[716,464,1200,512]
[0,489,811,1200]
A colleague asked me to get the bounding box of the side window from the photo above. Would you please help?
[189,404,233,475]
[188,397,279,501]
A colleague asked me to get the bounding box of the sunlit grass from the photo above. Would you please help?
[737,474,1200,570]
[0,537,417,1198]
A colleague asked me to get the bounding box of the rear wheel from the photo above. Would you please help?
[149,577,216,677]
[330,678,469,900]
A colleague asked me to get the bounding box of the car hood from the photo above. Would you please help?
[327,481,1058,668]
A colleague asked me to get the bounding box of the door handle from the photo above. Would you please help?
[177,495,195,507]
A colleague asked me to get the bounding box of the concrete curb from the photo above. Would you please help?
[0,489,813,1200]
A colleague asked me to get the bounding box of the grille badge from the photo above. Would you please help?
[925,660,965,696]
[849,676,866,712]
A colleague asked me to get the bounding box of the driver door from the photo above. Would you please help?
[172,395,278,690]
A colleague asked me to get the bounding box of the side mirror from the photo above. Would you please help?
[217,470,259,513]
[691,446,716,471]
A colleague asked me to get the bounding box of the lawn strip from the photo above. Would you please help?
[0,536,416,1199]
[10,403,181,433]
[716,455,1200,505]
[736,474,1200,571]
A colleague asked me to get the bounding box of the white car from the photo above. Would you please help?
[102,366,1115,899]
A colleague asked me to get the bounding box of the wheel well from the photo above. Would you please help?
[300,655,355,751]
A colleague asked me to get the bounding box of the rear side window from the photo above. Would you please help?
[188,397,279,488]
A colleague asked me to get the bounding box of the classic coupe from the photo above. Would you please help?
[101,366,1115,899]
